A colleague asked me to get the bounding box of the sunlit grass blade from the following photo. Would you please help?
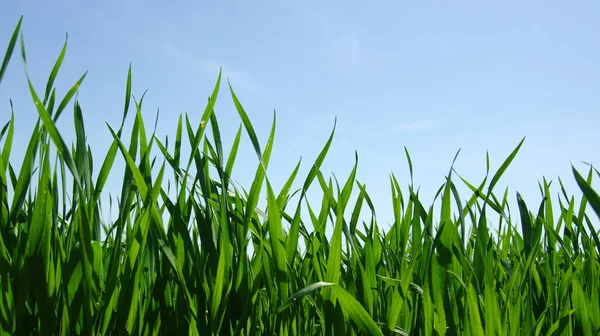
[330,285,383,336]
[186,69,221,171]
[266,179,289,302]
[9,123,40,223]
[0,15,22,86]
[0,111,14,177]
[43,33,67,106]
[20,50,82,189]
[487,137,525,195]
[286,118,336,264]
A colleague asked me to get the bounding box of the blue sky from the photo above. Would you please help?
[2,1,599,233]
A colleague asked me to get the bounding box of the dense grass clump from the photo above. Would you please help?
[1,16,600,335]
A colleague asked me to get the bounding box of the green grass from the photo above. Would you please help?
[1,15,600,335]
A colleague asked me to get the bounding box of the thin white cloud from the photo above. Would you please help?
[158,41,269,97]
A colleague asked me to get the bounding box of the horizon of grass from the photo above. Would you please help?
[1,15,600,335]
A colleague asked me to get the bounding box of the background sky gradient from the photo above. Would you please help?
[2,1,599,234]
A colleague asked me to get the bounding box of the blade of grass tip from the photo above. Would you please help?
[0,15,22,86]
[117,63,133,137]
[517,190,537,263]
[93,138,118,203]
[487,136,525,196]
[467,139,523,223]
[208,109,225,175]
[350,183,366,235]
[43,33,67,106]
[276,158,301,208]
[1,111,14,172]
[23,71,82,189]
[98,69,136,253]
[573,167,591,255]
[0,119,9,140]
[106,124,148,199]
[449,181,467,248]
[228,80,265,167]
[242,111,276,230]
[74,100,87,177]
[572,164,600,255]
[286,118,336,264]
[277,282,336,313]
[557,177,571,204]
[7,161,17,194]
[132,93,154,187]
[224,123,242,179]
[131,90,148,148]
[326,152,358,290]
[52,72,87,123]
[404,146,414,187]
[441,149,461,226]
[186,68,221,171]
[390,173,404,213]
[152,107,160,134]
[574,163,600,218]
[174,114,183,169]
[340,151,359,209]
[19,31,26,68]
[93,66,131,201]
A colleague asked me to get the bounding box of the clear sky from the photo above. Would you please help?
[1,1,599,233]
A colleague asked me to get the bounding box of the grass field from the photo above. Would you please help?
[1,16,600,335]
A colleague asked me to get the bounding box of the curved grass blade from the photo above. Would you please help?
[277,281,335,313]
[1,111,14,173]
[224,123,242,179]
[20,38,82,188]
[186,69,221,171]
[228,81,270,171]
[9,123,40,223]
[24,74,82,189]
[52,72,88,123]
[266,179,289,302]
[0,15,22,86]
[286,119,336,263]
[44,33,67,105]
[487,136,525,195]
[572,164,600,255]
[330,285,383,336]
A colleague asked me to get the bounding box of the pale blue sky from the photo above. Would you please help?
[2,1,599,232]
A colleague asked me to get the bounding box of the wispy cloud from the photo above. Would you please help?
[158,41,269,97]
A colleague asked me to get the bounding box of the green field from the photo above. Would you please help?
[1,16,599,335]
